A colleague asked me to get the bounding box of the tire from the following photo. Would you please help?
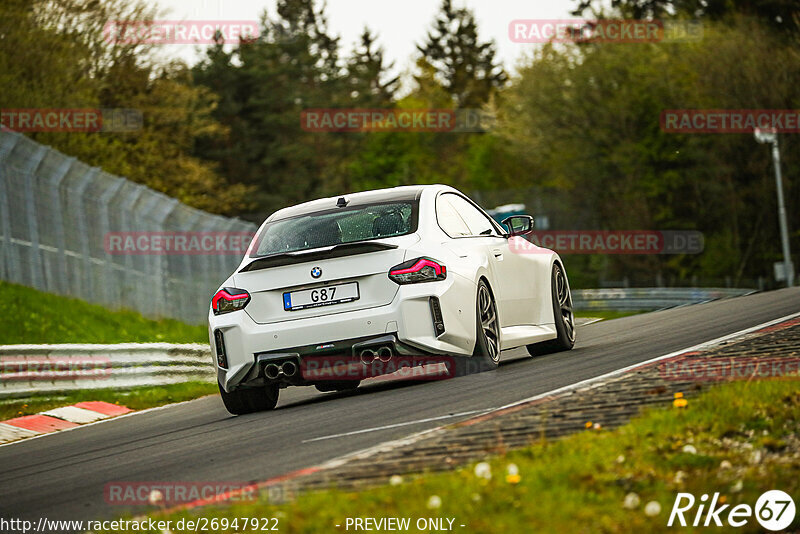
[315,381,361,393]
[460,279,501,374]
[527,263,576,356]
[218,382,279,415]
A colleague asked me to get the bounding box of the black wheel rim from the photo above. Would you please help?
[555,265,575,343]
[479,284,500,362]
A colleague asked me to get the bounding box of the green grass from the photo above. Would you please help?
[0,381,217,420]
[0,280,207,344]
[121,379,799,533]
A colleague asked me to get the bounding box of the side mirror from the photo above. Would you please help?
[501,215,534,237]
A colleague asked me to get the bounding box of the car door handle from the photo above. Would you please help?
[492,249,503,259]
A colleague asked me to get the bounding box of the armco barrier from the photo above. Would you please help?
[0,130,256,324]
[0,343,214,398]
[573,287,755,311]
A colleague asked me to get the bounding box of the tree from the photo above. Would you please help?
[416,0,507,108]
[0,0,251,216]
[345,28,398,107]
[572,0,800,35]
[193,0,351,218]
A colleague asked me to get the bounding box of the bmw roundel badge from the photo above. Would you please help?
[311,266,322,278]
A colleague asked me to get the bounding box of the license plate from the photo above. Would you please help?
[283,282,359,311]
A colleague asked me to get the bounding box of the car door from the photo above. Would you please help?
[437,193,528,328]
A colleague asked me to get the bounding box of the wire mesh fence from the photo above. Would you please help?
[0,131,256,324]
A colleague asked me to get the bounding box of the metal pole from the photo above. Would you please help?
[771,137,794,287]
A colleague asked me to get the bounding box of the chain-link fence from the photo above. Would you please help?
[0,131,256,324]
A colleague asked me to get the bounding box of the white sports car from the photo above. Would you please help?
[209,185,575,414]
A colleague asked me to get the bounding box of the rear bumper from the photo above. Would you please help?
[209,275,477,390]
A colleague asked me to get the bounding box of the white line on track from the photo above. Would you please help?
[307,309,800,469]
[490,309,800,414]
[302,409,494,443]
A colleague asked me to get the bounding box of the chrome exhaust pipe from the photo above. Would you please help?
[264,363,281,380]
[377,346,393,362]
[360,349,377,365]
[281,361,297,377]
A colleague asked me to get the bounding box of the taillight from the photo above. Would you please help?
[211,287,250,315]
[388,257,447,284]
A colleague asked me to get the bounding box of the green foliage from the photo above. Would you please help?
[497,17,800,285]
[0,0,254,216]
[0,281,207,344]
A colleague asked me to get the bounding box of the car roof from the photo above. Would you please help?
[267,184,452,221]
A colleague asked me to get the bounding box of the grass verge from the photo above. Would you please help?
[0,381,217,420]
[122,379,799,533]
[0,280,207,344]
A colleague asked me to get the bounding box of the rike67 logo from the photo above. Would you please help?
[668,490,796,530]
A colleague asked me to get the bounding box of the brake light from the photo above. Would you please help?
[211,287,251,315]
[388,257,447,284]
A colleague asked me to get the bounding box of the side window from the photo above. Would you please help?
[436,195,471,237]
[444,194,498,236]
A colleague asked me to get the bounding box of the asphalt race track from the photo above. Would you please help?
[1,287,798,523]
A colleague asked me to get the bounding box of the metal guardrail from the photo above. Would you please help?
[0,343,214,398]
[0,288,757,397]
[573,287,756,311]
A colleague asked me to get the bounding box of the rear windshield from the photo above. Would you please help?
[249,201,417,258]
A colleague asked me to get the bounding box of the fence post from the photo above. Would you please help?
[21,145,48,290]
[72,167,100,301]
[97,176,126,307]
[47,156,76,295]
[116,184,145,313]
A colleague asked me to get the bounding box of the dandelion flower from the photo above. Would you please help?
[505,464,521,484]
[427,495,442,509]
[623,492,641,509]
[474,462,492,480]
[644,501,661,517]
